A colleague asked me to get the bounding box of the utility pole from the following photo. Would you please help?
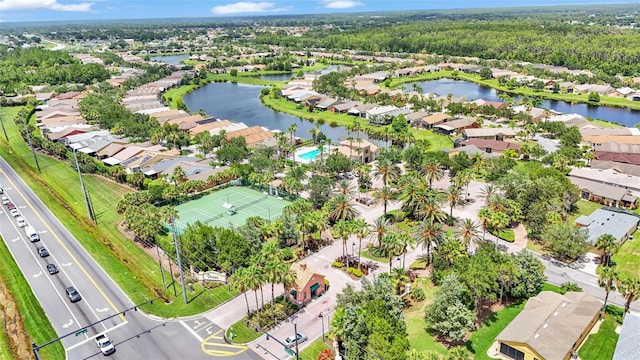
[171,216,188,304]
[156,245,167,290]
[73,148,94,221]
[23,120,40,172]
[0,115,8,141]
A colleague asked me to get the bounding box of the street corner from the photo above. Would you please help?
[181,317,250,357]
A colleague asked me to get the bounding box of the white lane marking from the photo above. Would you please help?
[63,319,74,328]
[180,321,204,342]
[205,326,212,335]
[38,230,48,234]
[65,320,129,351]
[193,320,205,330]
[33,271,43,278]
[61,262,73,267]
[96,307,109,313]
[11,237,19,242]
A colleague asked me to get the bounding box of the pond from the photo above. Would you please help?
[403,79,640,127]
[182,81,380,145]
[150,54,189,65]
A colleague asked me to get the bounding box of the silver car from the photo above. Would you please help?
[284,332,308,348]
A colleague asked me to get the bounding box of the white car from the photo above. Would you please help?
[16,216,27,228]
[1,196,8,205]
[10,208,20,217]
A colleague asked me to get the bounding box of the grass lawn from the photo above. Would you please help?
[567,200,602,224]
[466,301,525,360]
[612,228,640,279]
[490,229,514,242]
[578,318,618,360]
[405,277,447,355]
[0,319,11,360]
[227,320,261,344]
[0,107,237,318]
[299,338,332,360]
[360,249,389,264]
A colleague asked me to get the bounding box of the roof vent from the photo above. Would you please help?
[534,334,540,339]
[553,311,558,316]
[562,302,567,308]
[543,323,549,328]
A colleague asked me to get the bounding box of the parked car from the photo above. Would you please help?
[343,172,354,179]
[1,196,9,205]
[66,287,82,303]
[16,216,27,227]
[284,332,308,348]
[37,246,49,257]
[10,208,20,217]
[46,263,58,275]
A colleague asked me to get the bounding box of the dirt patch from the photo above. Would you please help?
[0,283,32,360]
[117,222,176,274]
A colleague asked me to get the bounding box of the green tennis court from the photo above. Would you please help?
[173,186,290,233]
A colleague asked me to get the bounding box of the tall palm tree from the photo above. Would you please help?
[380,231,404,274]
[369,216,390,248]
[333,220,354,262]
[489,211,510,249]
[334,179,356,198]
[479,183,499,203]
[598,266,619,311]
[455,218,480,249]
[420,159,444,187]
[229,267,252,317]
[413,219,444,264]
[397,229,415,269]
[417,194,446,224]
[452,169,475,203]
[444,185,463,218]
[617,277,640,318]
[373,159,401,187]
[245,265,264,324]
[327,194,359,223]
[352,219,370,270]
[595,234,618,267]
[478,207,492,241]
[287,123,298,146]
[372,185,396,215]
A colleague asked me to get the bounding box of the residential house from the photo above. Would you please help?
[435,117,478,135]
[569,176,637,208]
[575,208,640,244]
[612,87,635,98]
[316,97,339,111]
[329,101,358,114]
[574,84,615,95]
[413,113,452,129]
[445,144,500,159]
[579,127,635,138]
[462,127,517,141]
[226,126,275,147]
[348,103,377,118]
[492,291,601,360]
[583,135,640,146]
[285,262,326,306]
[102,144,163,166]
[366,105,400,125]
[458,138,521,155]
[405,111,430,127]
[613,312,640,360]
[337,138,379,163]
[569,167,640,195]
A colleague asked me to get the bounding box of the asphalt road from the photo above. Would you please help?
[0,157,259,360]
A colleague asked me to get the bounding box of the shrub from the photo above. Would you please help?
[318,348,335,360]
[352,268,363,277]
[281,247,295,261]
[561,282,583,292]
[331,261,343,268]
[411,286,425,301]
[606,304,624,324]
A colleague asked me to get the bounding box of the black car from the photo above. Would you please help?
[66,287,82,303]
[46,263,58,275]
[37,246,49,258]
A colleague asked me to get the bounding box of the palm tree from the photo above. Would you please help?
[333,220,354,263]
[229,267,252,317]
[372,185,396,215]
[327,194,359,223]
[413,219,444,264]
[420,159,444,187]
[417,194,446,224]
[598,266,619,311]
[352,219,370,270]
[391,267,410,295]
[380,231,404,274]
[369,216,390,248]
[452,169,475,203]
[287,124,298,146]
[479,183,499,203]
[245,265,264,324]
[456,218,480,250]
[595,234,618,267]
[397,230,415,269]
[478,207,492,241]
[373,159,401,187]
[444,185,463,218]
[334,179,356,198]
[489,211,510,249]
[617,277,640,318]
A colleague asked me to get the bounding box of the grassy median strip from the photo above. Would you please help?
[0,236,65,360]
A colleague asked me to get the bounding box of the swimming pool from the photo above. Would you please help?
[299,148,321,161]
[294,146,331,163]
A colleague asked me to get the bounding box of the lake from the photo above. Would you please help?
[182,82,379,145]
[150,54,189,65]
[403,79,640,127]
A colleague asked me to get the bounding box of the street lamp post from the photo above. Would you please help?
[352,242,356,269]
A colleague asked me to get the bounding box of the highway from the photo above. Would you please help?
[0,158,260,360]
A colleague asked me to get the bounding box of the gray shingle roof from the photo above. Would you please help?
[574,208,640,244]
[613,312,640,360]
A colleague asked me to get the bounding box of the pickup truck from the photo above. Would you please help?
[95,334,115,355]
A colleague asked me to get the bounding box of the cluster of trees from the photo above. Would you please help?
[0,48,110,95]
[428,245,546,343]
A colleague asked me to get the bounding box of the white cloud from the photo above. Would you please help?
[211,1,288,15]
[320,0,363,9]
[0,0,93,11]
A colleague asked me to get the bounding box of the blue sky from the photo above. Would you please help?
[0,0,636,23]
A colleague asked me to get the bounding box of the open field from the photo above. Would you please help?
[405,277,447,355]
